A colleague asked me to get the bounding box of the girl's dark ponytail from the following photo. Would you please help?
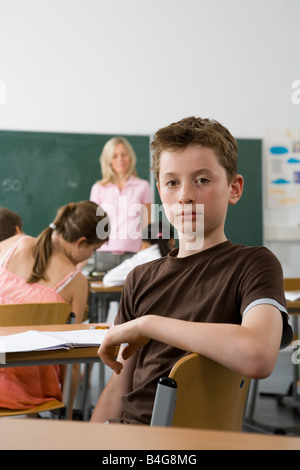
[27,201,109,284]
[27,227,53,283]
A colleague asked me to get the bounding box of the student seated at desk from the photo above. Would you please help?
[0,200,109,412]
[102,222,174,287]
[0,207,23,241]
[91,116,293,426]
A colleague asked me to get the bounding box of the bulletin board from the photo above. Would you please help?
[266,130,300,208]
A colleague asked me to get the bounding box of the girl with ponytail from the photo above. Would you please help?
[0,200,109,412]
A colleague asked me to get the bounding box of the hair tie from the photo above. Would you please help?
[49,223,56,230]
[156,232,163,237]
[68,202,76,210]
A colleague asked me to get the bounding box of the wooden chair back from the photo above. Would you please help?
[0,302,72,418]
[0,302,72,326]
[169,353,251,431]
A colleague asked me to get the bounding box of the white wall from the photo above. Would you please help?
[1,0,300,275]
[1,0,300,137]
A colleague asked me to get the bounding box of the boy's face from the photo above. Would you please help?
[157,145,243,246]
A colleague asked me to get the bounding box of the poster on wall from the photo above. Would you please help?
[265,130,300,208]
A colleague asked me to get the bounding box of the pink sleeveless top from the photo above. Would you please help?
[0,236,80,410]
[0,235,79,304]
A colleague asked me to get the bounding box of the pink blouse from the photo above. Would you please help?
[90,175,152,253]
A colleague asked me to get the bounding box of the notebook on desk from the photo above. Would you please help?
[0,328,108,354]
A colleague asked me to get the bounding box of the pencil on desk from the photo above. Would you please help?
[90,326,110,330]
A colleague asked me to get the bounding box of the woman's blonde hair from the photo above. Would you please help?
[99,137,137,185]
[27,201,109,283]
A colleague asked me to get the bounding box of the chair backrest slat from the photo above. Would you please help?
[0,302,71,326]
[169,353,251,431]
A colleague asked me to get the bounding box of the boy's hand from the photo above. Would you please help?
[97,320,149,374]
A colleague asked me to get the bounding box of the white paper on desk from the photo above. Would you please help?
[90,282,102,288]
[0,329,108,353]
[285,291,300,301]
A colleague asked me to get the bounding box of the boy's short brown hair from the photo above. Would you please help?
[151,116,238,183]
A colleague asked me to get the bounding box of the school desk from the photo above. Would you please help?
[88,282,123,323]
[0,323,109,420]
[0,323,106,368]
[1,418,300,450]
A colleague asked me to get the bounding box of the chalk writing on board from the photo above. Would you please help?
[2,179,22,192]
[67,179,79,189]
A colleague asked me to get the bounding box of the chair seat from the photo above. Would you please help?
[0,400,65,417]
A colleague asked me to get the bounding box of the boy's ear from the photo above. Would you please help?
[228,174,244,205]
[75,236,87,248]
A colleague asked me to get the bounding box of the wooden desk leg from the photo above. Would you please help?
[62,364,73,420]
[81,363,91,420]
[96,295,108,395]
[78,292,108,420]
[97,295,108,323]
[88,292,97,323]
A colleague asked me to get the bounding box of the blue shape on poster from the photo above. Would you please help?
[287,157,300,163]
[272,178,291,184]
[270,146,289,154]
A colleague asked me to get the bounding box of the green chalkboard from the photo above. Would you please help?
[154,138,263,247]
[225,139,262,246]
[0,131,151,236]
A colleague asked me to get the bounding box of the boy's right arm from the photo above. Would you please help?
[90,345,138,423]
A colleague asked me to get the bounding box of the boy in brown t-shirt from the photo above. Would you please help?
[91,116,293,425]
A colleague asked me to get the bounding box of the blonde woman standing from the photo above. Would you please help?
[90,137,152,272]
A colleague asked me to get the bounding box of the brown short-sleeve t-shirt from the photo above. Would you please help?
[114,241,292,425]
